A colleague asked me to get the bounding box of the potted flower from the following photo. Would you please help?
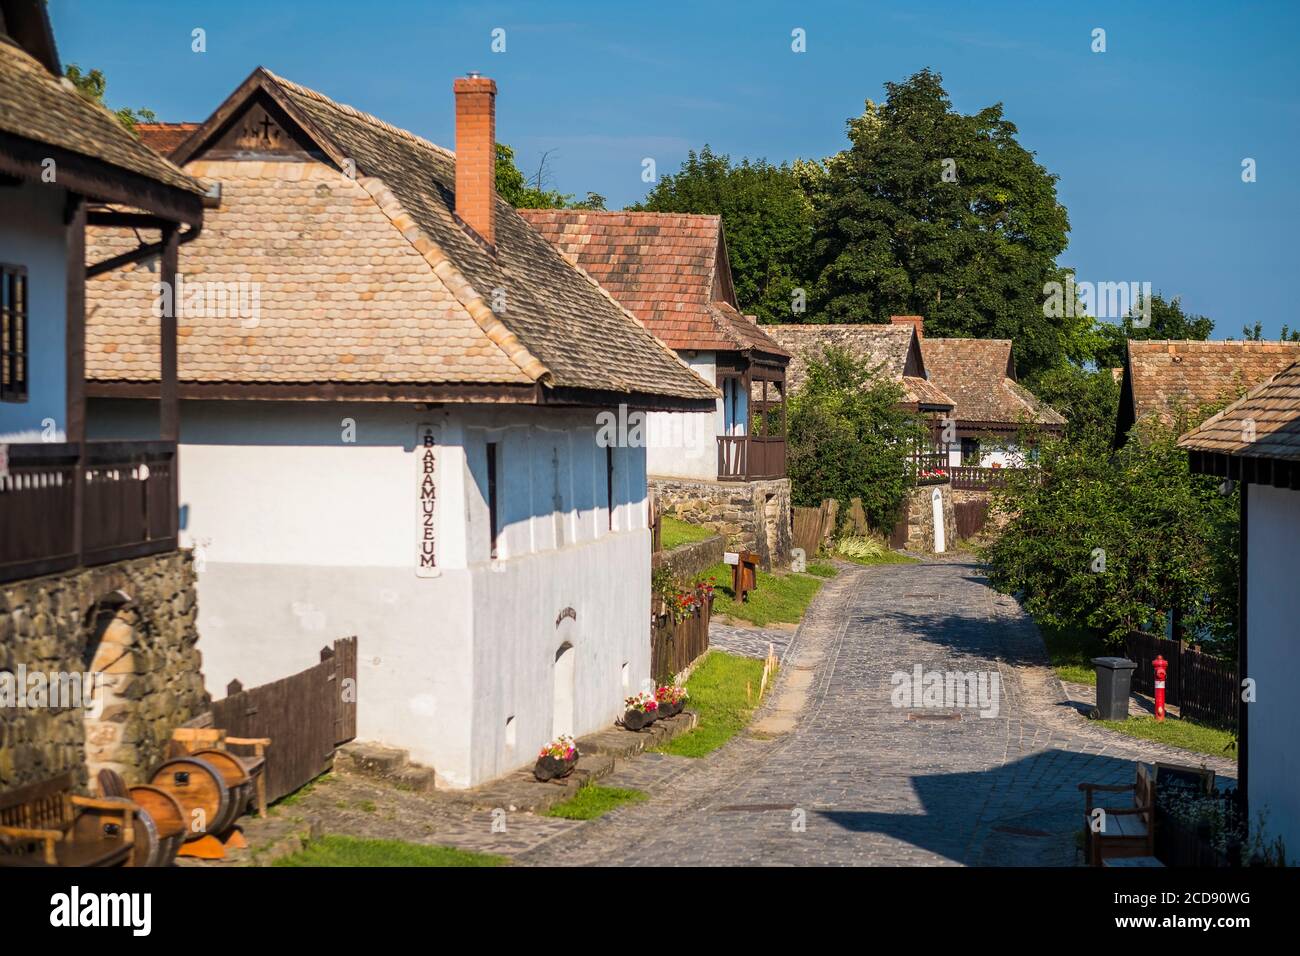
[655,684,688,718]
[622,691,659,731]
[533,735,579,781]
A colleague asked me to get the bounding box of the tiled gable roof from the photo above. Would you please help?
[85,69,716,403]
[922,338,1065,427]
[1179,360,1300,462]
[0,37,203,198]
[134,122,200,156]
[765,324,953,409]
[1124,340,1300,426]
[519,209,787,358]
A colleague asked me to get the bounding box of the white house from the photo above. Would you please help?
[82,68,717,788]
[521,211,795,566]
[1180,360,1300,859]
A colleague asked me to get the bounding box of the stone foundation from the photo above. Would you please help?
[650,476,792,570]
[900,482,958,553]
[0,551,207,791]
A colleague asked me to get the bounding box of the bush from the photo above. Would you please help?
[835,535,888,561]
[983,419,1238,649]
[787,345,925,531]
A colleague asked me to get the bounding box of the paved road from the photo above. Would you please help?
[518,557,1235,867]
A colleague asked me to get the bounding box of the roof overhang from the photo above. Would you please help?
[1186,449,1300,490]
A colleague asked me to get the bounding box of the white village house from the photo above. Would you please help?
[1179,359,1300,857]
[82,69,717,788]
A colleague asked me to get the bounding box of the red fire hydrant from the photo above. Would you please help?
[1153,655,1167,722]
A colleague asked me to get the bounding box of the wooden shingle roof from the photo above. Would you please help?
[134,122,201,156]
[922,338,1065,428]
[0,33,203,200]
[1179,360,1300,463]
[766,324,954,410]
[84,69,716,404]
[519,210,788,359]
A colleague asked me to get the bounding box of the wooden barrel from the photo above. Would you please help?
[72,800,143,867]
[149,756,232,840]
[191,750,253,824]
[127,785,186,866]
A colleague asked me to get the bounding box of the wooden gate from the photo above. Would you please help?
[205,637,358,803]
[954,500,990,539]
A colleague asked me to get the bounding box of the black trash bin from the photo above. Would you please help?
[1091,657,1136,720]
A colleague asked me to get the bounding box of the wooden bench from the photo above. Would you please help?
[0,773,135,867]
[1080,763,1156,866]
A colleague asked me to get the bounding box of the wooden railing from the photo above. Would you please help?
[0,440,177,584]
[950,465,1013,490]
[717,435,786,481]
[911,451,949,484]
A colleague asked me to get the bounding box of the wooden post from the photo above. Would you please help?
[65,196,86,566]
[159,224,180,442]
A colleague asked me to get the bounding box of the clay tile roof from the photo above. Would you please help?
[519,209,787,358]
[923,338,1065,427]
[765,324,954,409]
[0,37,203,198]
[134,122,201,156]
[85,69,716,402]
[1179,360,1300,462]
[1125,340,1300,426]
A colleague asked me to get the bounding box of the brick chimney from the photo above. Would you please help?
[454,73,497,247]
[890,315,924,338]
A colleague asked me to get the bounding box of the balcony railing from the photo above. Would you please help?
[910,451,950,485]
[0,440,178,584]
[718,435,786,481]
[949,465,1015,491]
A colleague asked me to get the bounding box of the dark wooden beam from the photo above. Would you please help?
[65,195,86,569]
[159,223,179,442]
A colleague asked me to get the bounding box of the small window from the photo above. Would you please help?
[1,264,28,402]
[486,441,500,559]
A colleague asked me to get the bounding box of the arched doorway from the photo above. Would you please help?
[552,642,575,739]
[81,591,138,782]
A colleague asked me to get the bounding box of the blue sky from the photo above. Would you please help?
[50,0,1300,338]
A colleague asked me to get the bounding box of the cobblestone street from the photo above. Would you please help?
[515,557,1236,867]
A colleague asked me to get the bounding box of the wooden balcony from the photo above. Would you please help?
[0,440,178,584]
[949,465,1014,491]
[718,435,787,481]
[911,451,950,485]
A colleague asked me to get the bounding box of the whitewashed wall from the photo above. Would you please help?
[88,398,653,789]
[0,181,67,442]
[1246,483,1300,856]
[647,350,717,480]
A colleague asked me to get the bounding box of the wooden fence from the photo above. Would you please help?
[1125,631,1238,728]
[792,499,838,557]
[954,499,990,539]
[950,466,1013,491]
[203,637,358,803]
[651,597,711,684]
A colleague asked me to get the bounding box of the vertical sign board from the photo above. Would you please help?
[416,425,438,577]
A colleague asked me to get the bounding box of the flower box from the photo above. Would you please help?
[533,735,579,781]
[622,692,659,731]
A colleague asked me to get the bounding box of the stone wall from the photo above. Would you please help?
[652,533,725,582]
[650,476,792,570]
[0,550,207,792]
[899,482,958,553]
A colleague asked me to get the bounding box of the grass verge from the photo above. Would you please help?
[273,835,508,867]
[659,516,716,551]
[1097,716,1237,759]
[1040,624,1107,685]
[542,784,647,820]
[657,651,767,758]
[700,561,825,627]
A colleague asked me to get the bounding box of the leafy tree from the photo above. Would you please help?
[809,69,1072,379]
[495,143,606,210]
[786,346,925,530]
[1025,363,1120,445]
[1092,293,1215,368]
[984,419,1238,649]
[1241,320,1300,342]
[64,64,156,132]
[634,146,815,323]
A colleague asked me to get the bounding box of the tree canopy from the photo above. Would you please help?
[64,64,156,132]
[634,146,815,324]
[494,143,606,211]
